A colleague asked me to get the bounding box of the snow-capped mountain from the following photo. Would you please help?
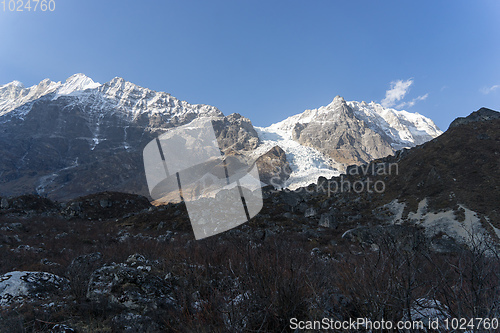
[0,74,230,200]
[0,74,100,117]
[254,96,442,189]
[0,73,223,126]
[0,74,442,200]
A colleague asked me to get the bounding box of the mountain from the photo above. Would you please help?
[0,74,441,200]
[255,96,442,189]
[0,74,238,200]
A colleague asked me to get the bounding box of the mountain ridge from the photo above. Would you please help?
[0,74,442,199]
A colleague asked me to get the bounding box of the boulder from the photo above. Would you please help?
[0,198,9,209]
[255,146,292,187]
[304,207,317,218]
[319,214,338,229]
[0,271,69,306]
[87,263,175,312]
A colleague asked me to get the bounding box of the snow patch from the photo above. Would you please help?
[0,271,69,306]
[408,200,488,246]
[384,199,406,223]
[383,199,494,252]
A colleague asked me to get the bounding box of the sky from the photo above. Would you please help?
[1,0,499,130]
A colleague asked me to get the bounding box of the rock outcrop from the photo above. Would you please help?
[0,271,69,306]
[448,107,500,128]
[87,262,175,312]
[255,146,292,187]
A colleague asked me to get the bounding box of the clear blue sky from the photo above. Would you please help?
[1,0,499,130]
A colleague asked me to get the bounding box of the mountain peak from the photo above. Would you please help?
[104,76,142,92]
[1,80,25,89]
[110,76,126,84]
[57,74,100,96]
[449,107,500,129]
[68,73,90,79]
[327,95,346,107]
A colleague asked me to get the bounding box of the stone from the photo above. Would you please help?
[304,207,317,218]
[319,214,338,229]
[0,234,21,245]
[0,198,9,209]
[87,264,175,312]
[0,271,69,306]
[111,312,160,333]
[50,324,76,333]
[99,199,112,208]
[126,253,146,266]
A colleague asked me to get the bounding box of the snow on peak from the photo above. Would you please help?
[56,73,101,96]
[1,80,24,89]
[109,76,126,84]
[0,78,59,116]
[0,74,103,116]
[268,95,350,134]
[269,95,441,146]
[347,100,442,146]
[0,74,223,124]
[89,76,223,122]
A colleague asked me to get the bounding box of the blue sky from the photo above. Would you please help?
[1,0,499,130]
